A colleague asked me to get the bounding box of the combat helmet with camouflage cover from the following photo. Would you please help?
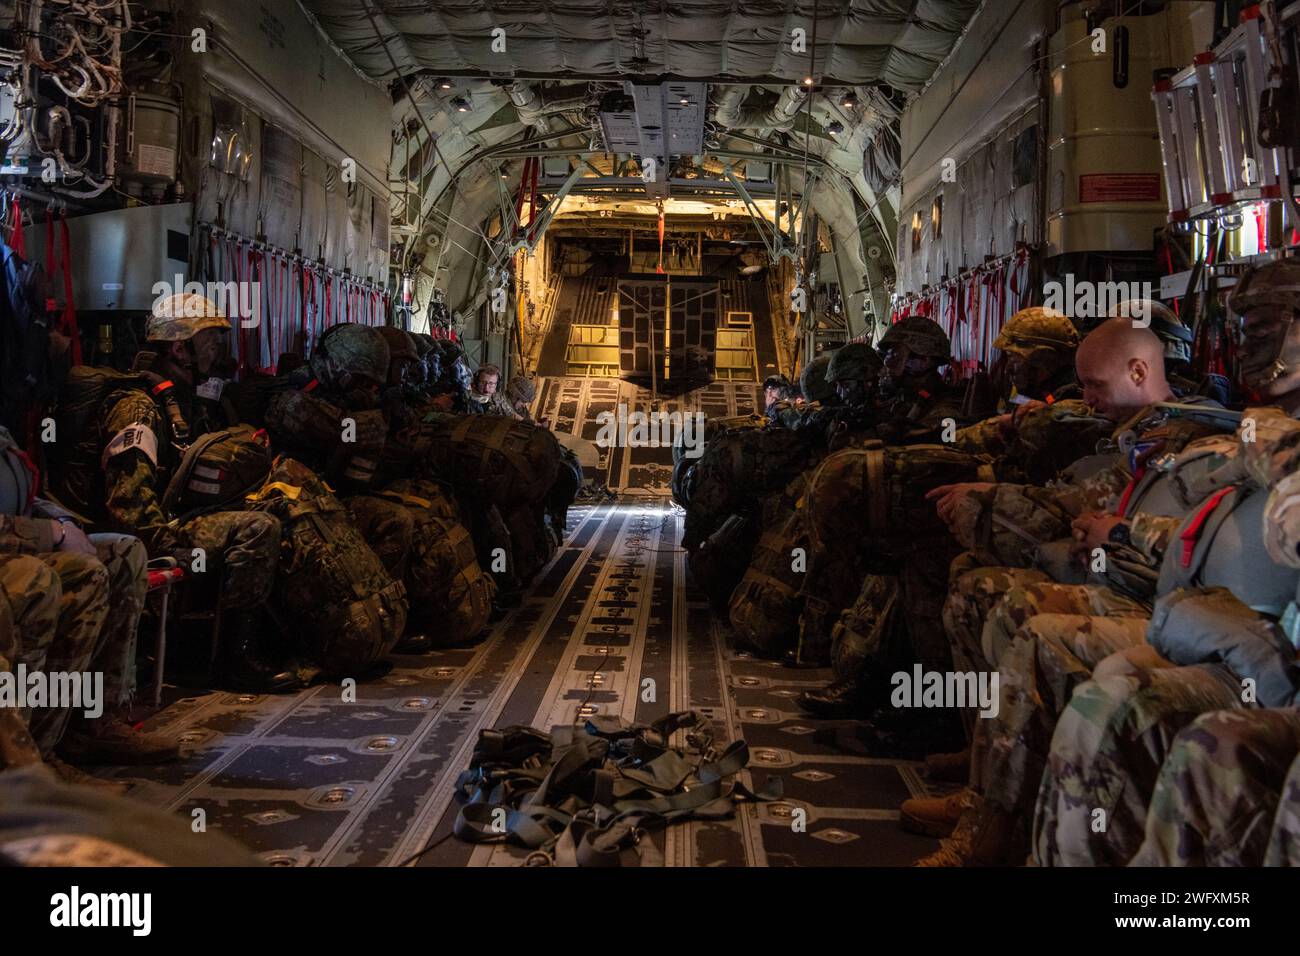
[798,355,835,404]
[994,307,1078,359]
[825,342,884,385]
[146,292,229,342]
[1229,258,1300,388]
[879,315,951,359]
[506,375,537,405]
[377,326,419,363]
[310,323,390,388]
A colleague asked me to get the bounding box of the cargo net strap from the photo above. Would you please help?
[448,711,781,867]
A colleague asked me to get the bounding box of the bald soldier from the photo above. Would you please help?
[901,314,1231,863]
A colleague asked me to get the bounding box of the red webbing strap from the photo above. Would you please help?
[1116,465,1145,519]
[9,197,24,256]
[44,208,56,312]
[1179,487,1235,568]
[58,211,81,365]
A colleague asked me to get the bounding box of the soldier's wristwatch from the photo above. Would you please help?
[1108,521,1132,547]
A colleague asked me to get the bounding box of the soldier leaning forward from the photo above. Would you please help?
[46,294,295,692]
[264,324,494,648]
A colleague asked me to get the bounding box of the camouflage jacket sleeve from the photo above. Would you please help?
[953,415,1011,458]
[265,389,388,455]
[1239,406,1300,489]
[1126,512,1183,563]
[0,515,58,554]
[101,390,178,554]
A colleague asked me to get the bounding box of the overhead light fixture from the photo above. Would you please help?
[452,96,471,112]
[679,95,690,106]
[500,168,509,179]
[840,91,857,109]
[826,121,844,137]
[802,76,814,87]
[436,77,454,90]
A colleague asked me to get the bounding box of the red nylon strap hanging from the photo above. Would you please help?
[58,211,81,365]
[656,206,665,274]
[9,197,24,256]
[44,208,56,312]
[1179,487,1235,568]
[1116,465,1146,518]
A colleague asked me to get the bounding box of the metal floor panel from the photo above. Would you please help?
[109,498,942,867]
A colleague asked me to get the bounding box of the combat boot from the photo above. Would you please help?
[797,678,866,718]
[217,609,302,694]
[913,795,1024,866]
[900,787,976,838]
[59,712,180,766]
[914,795,981,867]
[394,632,433,654]
[45,756,129,794]
[924,748,971,783]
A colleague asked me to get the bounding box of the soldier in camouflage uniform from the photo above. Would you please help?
[3,421,169,767]
[1131,404,1300,866]
[893,315,1237,860]
[49,293,290,694]
[796,312,1107,715]
[1031,263,1300,865]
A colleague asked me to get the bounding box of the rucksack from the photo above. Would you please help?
[412,414,561,508]
[243,457,408,675]
[162,425,273,520]
[373,478,496,645]
[729,509,807,658]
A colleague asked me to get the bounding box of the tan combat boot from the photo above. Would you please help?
[900,787,976,838]
[59,711,181,766]
[45,756,129,795]
[913,796,1025,866]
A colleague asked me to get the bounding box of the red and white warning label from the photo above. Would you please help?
[1079,174,1162,203]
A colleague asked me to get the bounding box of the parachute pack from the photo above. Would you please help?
[244,457,408,675]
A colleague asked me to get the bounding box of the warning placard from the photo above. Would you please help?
[1079,174,1161,203]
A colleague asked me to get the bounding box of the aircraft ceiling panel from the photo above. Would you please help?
[299,0,982,90]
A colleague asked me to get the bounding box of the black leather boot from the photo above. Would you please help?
[216,609,302,694]
[797,679,867,718]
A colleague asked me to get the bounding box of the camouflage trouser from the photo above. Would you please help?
[1033,654,1243,866]
[88,534,148,708]
[943,557,1051,674]
[0,567,45,768]
[176,511,280,610]
[1268,745,1300,865]
[797,541,865,664]
[1131,707,1300,866]
[0,552,108,755]
[977,583,1149,809]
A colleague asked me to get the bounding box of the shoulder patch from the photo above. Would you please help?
[102,423,160,469]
